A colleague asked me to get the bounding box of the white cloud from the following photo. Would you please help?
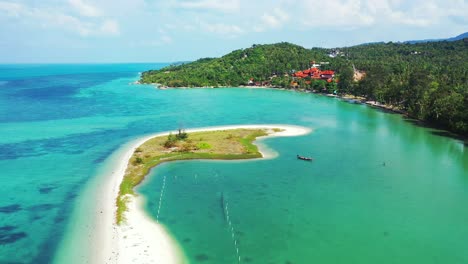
[1,0,467,47]
[256,7,290,32]
[68,0,101,17]
[52,13,93,36]
[260,14,280,28]
[164,23,195,31]
[129,34,173,47]
[302,0,374,29]
[201,22,244,37]
[100,19,120,35]
[154,17,244,38]
[0,1,119,37]
[300,0,468,29]
[366,0,432,26]
[161,35,173,44]
[395,0,467,26]
[155,28,172,43]
[0,1,24,17]
[176,0,240,13]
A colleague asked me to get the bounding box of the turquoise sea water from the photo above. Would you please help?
[0,64,467,263]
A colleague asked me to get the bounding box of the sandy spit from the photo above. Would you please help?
[76,124,312,264]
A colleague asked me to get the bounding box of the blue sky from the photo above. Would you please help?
[0,0,466,63]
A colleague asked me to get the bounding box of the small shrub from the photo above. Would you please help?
[133,157,144,165]
[197,142,212,149]
[164,133,178,148]
[134,148,143,153]
[180,142,197,152]
[176,129,188,140]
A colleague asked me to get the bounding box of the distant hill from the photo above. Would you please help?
[355,41,385,47]
[141,42,329,87]
[357,32,468,46]
[446,32,468,41]
[404,32,468,44]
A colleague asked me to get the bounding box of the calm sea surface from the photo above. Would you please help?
[0,64,467,263]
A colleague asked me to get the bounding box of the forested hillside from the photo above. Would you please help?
[333,40,467,135]
[140,42,329,87]
[141,40,468,136]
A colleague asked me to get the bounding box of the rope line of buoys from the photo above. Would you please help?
[224,200,241,263]
[156,175,167,222]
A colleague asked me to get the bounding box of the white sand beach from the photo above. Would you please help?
[66,124,311,264]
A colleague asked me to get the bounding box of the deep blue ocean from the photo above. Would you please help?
[0,64,467,264]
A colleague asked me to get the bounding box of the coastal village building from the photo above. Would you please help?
[292,67,335,82]
[328,49,344,58]
[291,60,336,82]
[247,78,270,87]
[246,61,336,86]
[320,70,335,79]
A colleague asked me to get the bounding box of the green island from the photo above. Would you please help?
[116,128,280,224]
[141,40,468,137]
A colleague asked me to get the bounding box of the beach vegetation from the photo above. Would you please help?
[197,142,212,149]
[134,148,143,153]
[180,142,198,152]
[163,133,178,148]
[116,195,129,223]
[163,129,189,148]
[176,129,188,140]
[134,157,144,165]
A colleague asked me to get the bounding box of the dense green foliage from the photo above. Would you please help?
[141,40,468,136]
[333,40,468,135]
[141,42,328,87]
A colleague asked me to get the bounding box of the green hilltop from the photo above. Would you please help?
[140,42,329,87]
[141,40,468,136]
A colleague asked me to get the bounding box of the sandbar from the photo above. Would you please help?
[67,124,311,264]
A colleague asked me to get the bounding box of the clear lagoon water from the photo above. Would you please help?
[0,64,467,263]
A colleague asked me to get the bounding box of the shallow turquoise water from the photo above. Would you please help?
[0,64,467,263]
[139,96,468,263]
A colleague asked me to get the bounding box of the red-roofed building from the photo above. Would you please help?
[292,67,336,82]
[312,72,321,79]
[321,70,335,79]
[292,71,302,77]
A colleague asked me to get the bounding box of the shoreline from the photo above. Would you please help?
[143,83,465,139]
[143,83,406,115]
[149,84,462,138]
[67,124,311,264]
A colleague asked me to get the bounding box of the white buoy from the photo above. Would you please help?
[156,175,167,222]
[224,197,241,263]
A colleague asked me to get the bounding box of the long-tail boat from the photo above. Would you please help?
[297,154,313,161]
